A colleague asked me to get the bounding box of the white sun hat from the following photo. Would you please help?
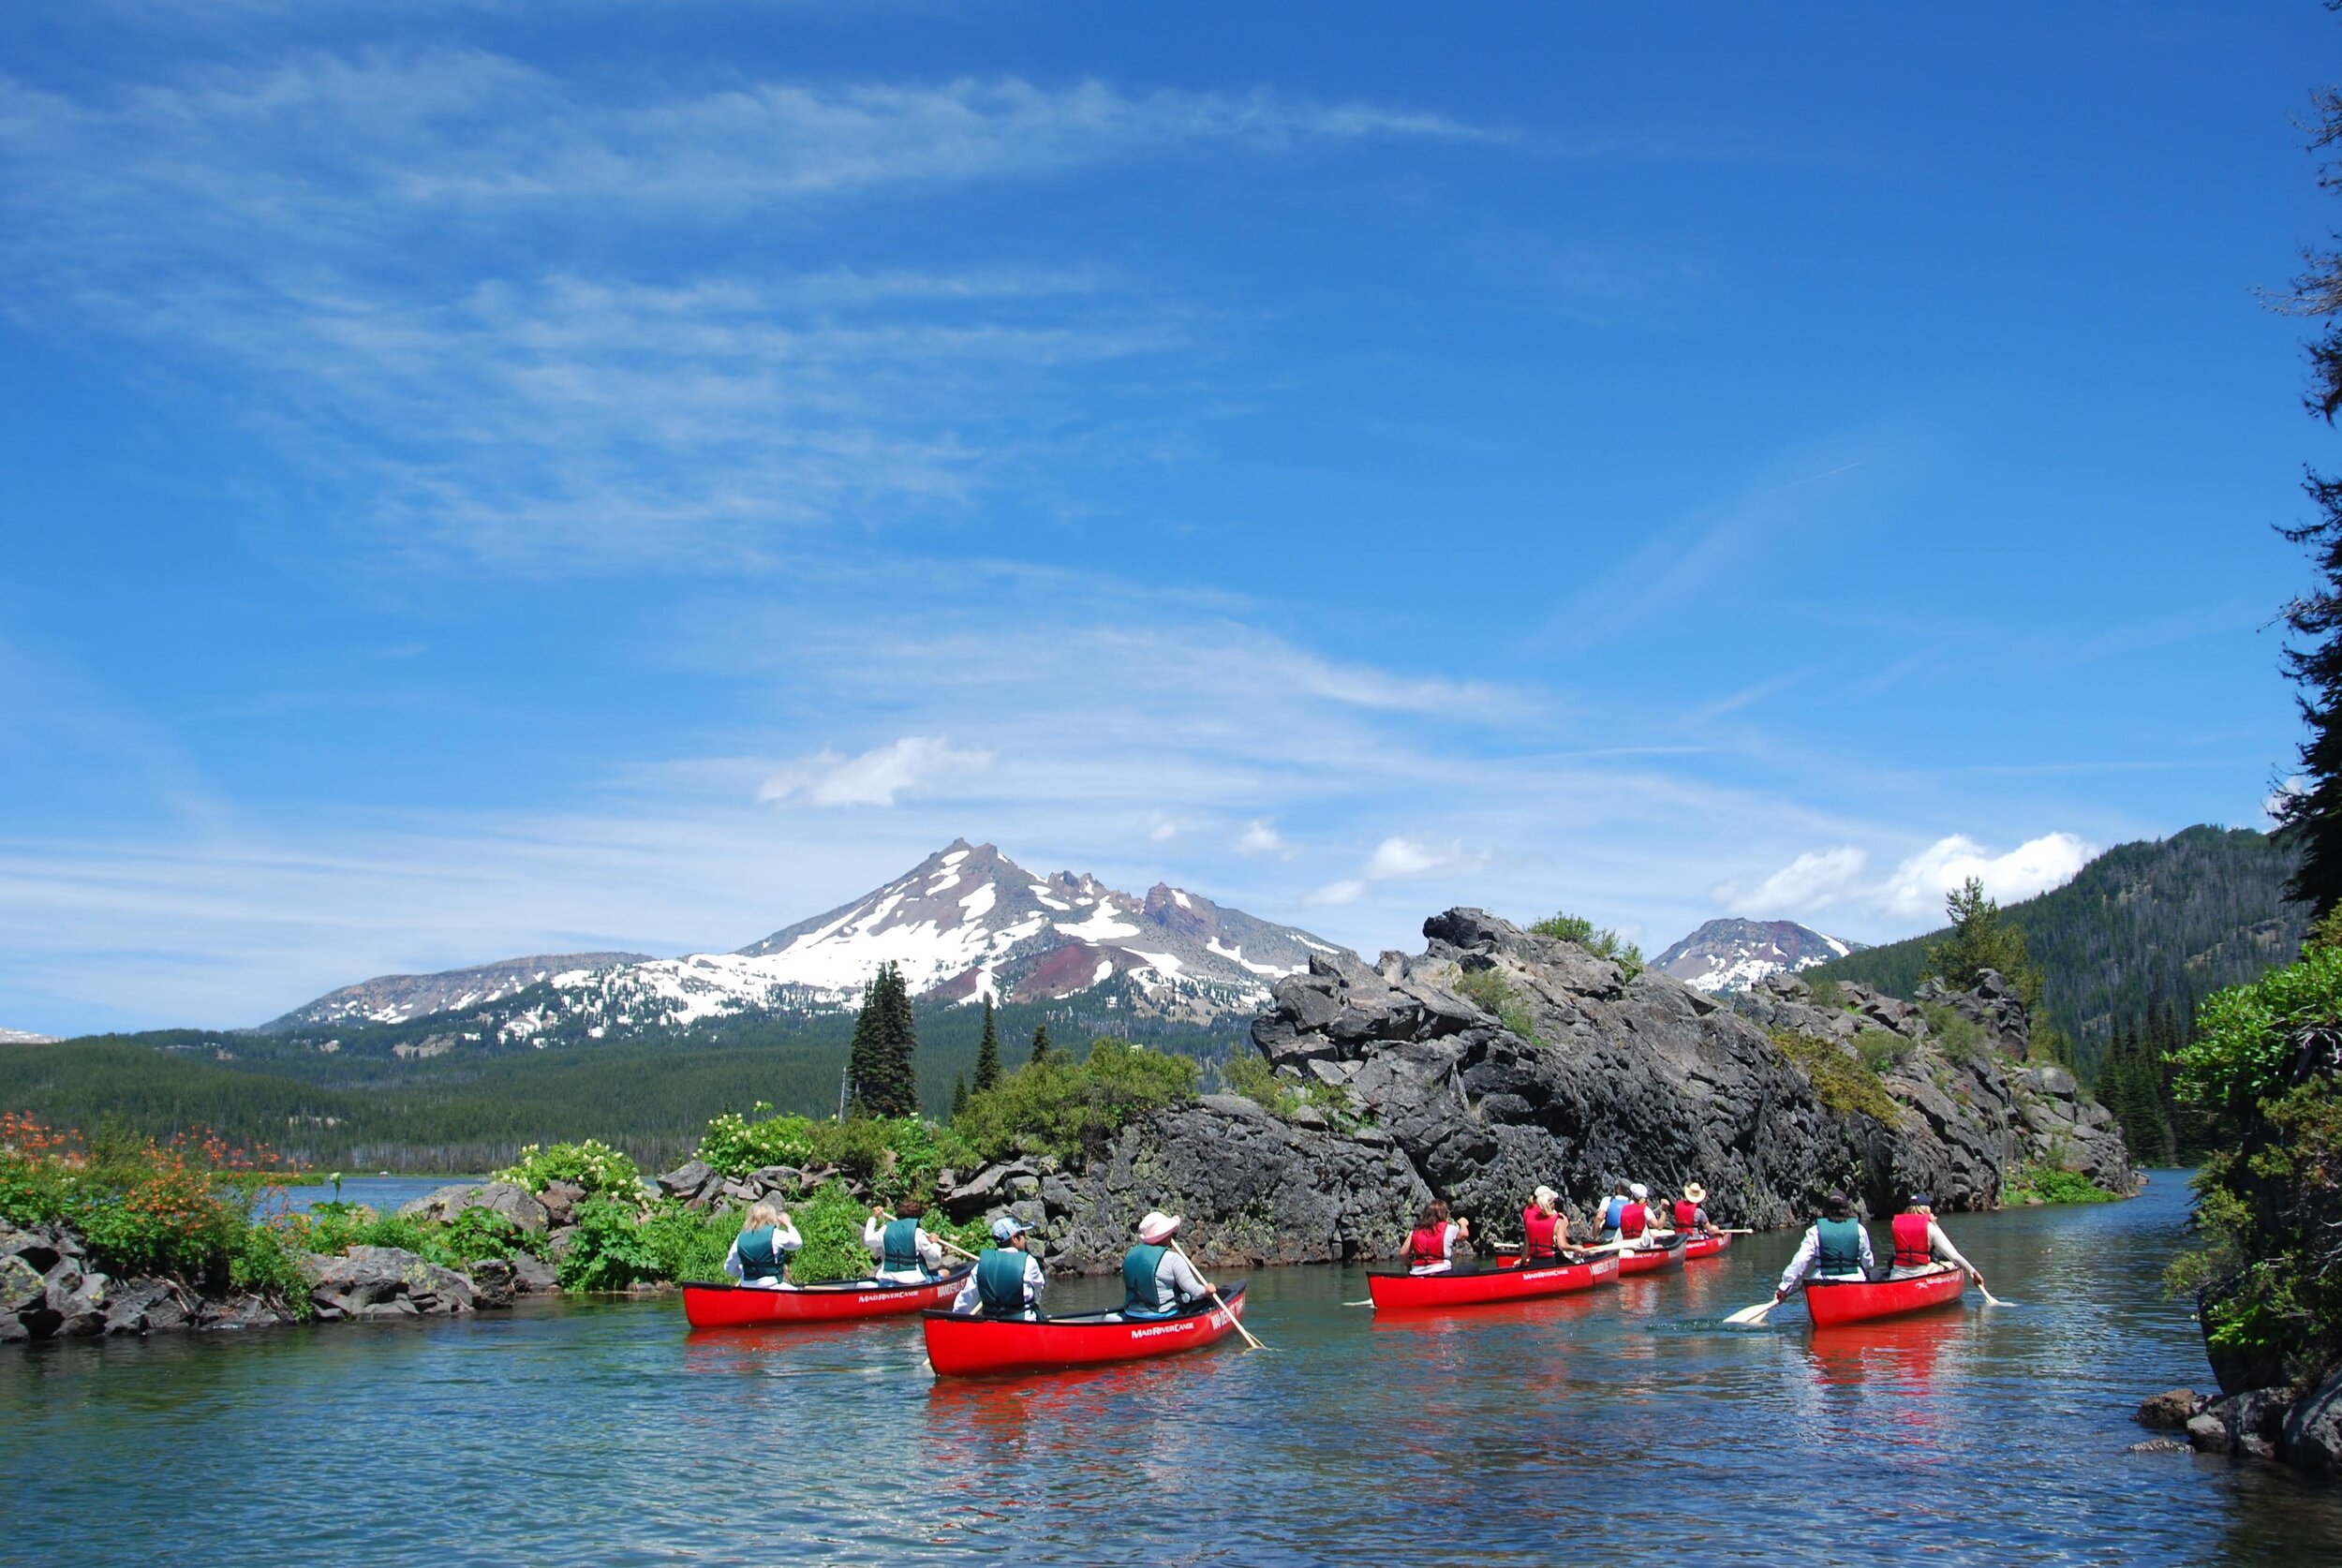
[1533,1185,1559,1206]
[1629,1182,1649,1200]
[1137,1211,1182,1245]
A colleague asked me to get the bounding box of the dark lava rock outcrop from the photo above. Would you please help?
[1001,908,2137,1270]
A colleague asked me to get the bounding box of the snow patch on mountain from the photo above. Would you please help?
[262,840,1355,1039]
[1652,918,1864,996]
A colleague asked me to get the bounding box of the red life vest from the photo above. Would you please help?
[1891,1211,1934,1270]
[1407,1223,1449,1267]
[1673,1200,1699,1231]
[1619,1202,1647,1239]
[1521,1206,1558,1256]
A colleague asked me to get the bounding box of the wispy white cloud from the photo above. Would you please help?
[1307,835,1490,906]
[1235,818,1289,856]
[756,736,993,808]
[1717,831,2097,925]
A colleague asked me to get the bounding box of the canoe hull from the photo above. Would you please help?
[1682,1234,1732,1261]
[682,1266,971,1328]
[1804,1269,1965,1327]
[1369,1252,1622,1311]
[922,1284,1248,1376]
[1617,1240,1686,1276]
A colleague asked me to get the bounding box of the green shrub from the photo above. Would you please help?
[1222,1056,1363,1132]
[1769,1029,1903,1125]
[1806,976,1845,1009]
[692,1108,973,1205]
[1855,1029,1912,1074]
[556,1198,664,1292]
[1918,1002,1987,1063]
[953,1037,1198,1163]
[634,1200,743,1284]
[493,1139,642,1199]
[1527,913,1644,978]
[2002,1163,2116,1206]
[1455,967,1540,1041]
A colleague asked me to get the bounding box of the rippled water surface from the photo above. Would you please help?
[7,1172,2342,1566]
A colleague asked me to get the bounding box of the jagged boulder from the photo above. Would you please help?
[1033,1096,1428,1272]
[303,1246,482,1320]
[396,1181,550,1235]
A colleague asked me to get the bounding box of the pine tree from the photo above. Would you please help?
[1923,878,2046,1009]
[973,995,1002,1093]
[847,963,919,1118]
[1030,1021,1053,1066]
[950,1073,969,1122]
[2273,84,2342,916]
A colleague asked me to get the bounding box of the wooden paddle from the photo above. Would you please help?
[1723,1291,1787,1326]
[1170,1236,1267,1351]
[873,1207,981,1264]
[1975,1276,2008,1307]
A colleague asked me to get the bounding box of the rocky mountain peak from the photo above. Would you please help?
[1653,916,1862,995]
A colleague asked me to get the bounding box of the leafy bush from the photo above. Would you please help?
[493,1139,642,1199]
[693,1108,972,1205]
[1527,913,1644,978]
[556,1197,665,1292]
[1855,1029,1913,1074]
[633,1200,744,1284]
[1222,1056,1364,1132]
[1455,967,1540,1041]
[2002,1163,2116,1206]
[953,1037,1198,1163]
[1769,1029,1903,1125]
[1918,1002,1987,1063]
[1806,976,1845,1010]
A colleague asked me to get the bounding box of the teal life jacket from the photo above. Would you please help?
[1122,1243,1172,1316]
[1816,1216,1865,1276]
[975,1247,1031,1314]
[882,1217,927,1275]
[735,1225,788,1282]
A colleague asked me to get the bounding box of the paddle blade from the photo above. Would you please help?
[1979,1288,2009,1308]
[1722,1300,1774,1326]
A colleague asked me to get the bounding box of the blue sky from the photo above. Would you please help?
[1,3,2334,1032]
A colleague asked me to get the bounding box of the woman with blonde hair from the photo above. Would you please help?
[723,1201,803,1290]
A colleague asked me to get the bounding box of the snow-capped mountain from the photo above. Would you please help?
[262,840,1353,1041]
[0,1028,58,1045]
[263,953,651,1032]
[1652,918,1863,995]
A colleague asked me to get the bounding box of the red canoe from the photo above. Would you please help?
[1803,1268,1965,1327]
[922,1285,1248,1377]
[681,1266,971,1328]
[1368,1251,1622,1311]
[1682,1233,1732,1261]
[1617,1237,1687,1276]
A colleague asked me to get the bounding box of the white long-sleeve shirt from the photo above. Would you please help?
[1408,1221,1466,1276]
[1776,1221,1875,1294]
[722,1217,804,1290]
[1888,1218,1975,1280]
[1127,1248,1214,1313]
[951,1251,1046,1316]
[862,1216,946,1282]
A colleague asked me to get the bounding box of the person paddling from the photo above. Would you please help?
[1673,1182,1718,1237]
[723,1202,803,1291]
[863,1200,945,1284]
[1406,1199,1472,1275]
[1887,1192,1985,1290]
[1768,1190,1875,1309]
[1519,1185,1571,1263]
[1120,1211,1220,1319]
[955,1216,1046,1319]
[1596,1181,1630,1243]
[1617,1183,1659,1245]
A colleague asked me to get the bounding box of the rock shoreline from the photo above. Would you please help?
[2133,1380,2342,1478]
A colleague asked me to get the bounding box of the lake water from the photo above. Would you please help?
[274,1175,476,1214]
[6,1171,2341,1565]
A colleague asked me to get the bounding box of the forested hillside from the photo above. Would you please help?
[1811,825,2306,1075]
[0,996,1239,1172]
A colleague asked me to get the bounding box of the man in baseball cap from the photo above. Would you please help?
[953,1214,1045,1318]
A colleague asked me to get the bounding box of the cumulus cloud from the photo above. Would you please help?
[755,736,992,809]
[1879,832,2096,918]
[1307,835,1488,905]
[1713,845,1868,916]
[1719,832,2097,925]
[1235,818,1289,856]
